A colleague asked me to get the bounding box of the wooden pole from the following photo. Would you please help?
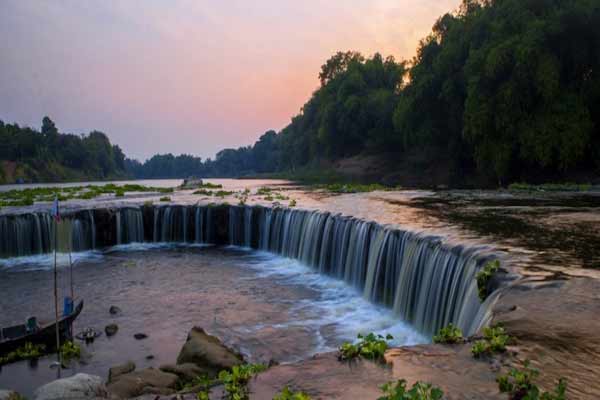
[53,219,61,375]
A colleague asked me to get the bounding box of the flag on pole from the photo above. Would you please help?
[51,196,61,221]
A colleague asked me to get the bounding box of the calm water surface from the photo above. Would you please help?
[0,245,423,396]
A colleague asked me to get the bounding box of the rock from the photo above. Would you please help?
[105,323,119,337]
[0,390,23,400]
[108,361,136,383]
[159,363,205,381]
[33,373,108,400]
[176,327,244,377]
[106,368,178,399]
[109,305,122,315]
[145,355,154,360]
[134,333,148,340]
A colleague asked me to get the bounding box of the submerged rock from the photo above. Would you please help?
[176,327,244,377]
[109,305,122,315]
[33,373,108,400]
[105,323,119,337]
[108,361,136,383]
[106,368,178,399]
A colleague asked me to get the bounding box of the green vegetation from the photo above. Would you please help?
[508,182,592,192]
[378,380,444,400]
[322,183,395,194]
[497,361,567,400]
[338,333,393,362]
[0,342,46,365]
[476,260,500,301]
[273,386,312,400]
[60,341,81,360]
[0,117,127,184]
[0,183,174,207]
[218,363,267,400]
[471,325,511,358]
[159,196,171,202]
[289,199,297,207]
[123,0,600,186]
[432,324,464,344]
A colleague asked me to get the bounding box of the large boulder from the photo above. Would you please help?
[108,361,136,383]
[0,390,23,400]
[33,373,108,400]
[106,368,178,399]
[176,327,244,377]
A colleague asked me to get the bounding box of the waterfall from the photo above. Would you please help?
[153,205,192,243]
[117,208,144,244]
[1,204,494,337]
[223,206,490,336]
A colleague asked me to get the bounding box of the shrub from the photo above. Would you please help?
[289,199,297,207]
[218,364,267,400]
[159,196,171,202]
[433,324,463,344]
[273,386,312,400]
[378,379,443,400]
[497,361,567,400]
[339,333,393,362]
[476,260,500,301]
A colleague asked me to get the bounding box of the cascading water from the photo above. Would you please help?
[1,204,495,337]
[117,208,144,244]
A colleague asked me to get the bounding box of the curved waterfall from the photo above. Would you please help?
[0,204,494,336]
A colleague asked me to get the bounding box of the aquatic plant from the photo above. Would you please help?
[338,333,393,362]
[378,379,443,400]
[273,386,312,400]
[508,182,591,192]
[218,363,267,400]
[476,260,500,301]
[471,325,511,358]
[256,186,273,195]
[323,183,394,194]
[60,340,81,360]
[497,361,567,400]
[432,324,464,344]
[0,342,46,365]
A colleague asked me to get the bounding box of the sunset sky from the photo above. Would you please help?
[1,0,460,161]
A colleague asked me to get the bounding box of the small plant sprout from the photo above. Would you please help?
[218,363,267,400]
[497,360,567,400]
[476,260,500,301]
[338,333,393,362]
[378,379,444,400]
[273,386,312,400]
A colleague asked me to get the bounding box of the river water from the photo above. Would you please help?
[0,244,424,395]
[1,179,599,396]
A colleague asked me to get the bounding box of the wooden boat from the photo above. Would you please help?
[0,300,83,355]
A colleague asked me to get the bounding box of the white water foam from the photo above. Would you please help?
[238,249,428,353]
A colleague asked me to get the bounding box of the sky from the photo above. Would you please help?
[0,0,460,161]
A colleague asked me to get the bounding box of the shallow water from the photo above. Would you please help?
[0,245,424,396]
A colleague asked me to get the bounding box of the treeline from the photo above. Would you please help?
[132,0,599,185]
[0,117,126,183]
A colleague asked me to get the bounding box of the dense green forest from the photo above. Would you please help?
[0,117,127,184]
[130,0,600,186]
[3,0,599,186]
